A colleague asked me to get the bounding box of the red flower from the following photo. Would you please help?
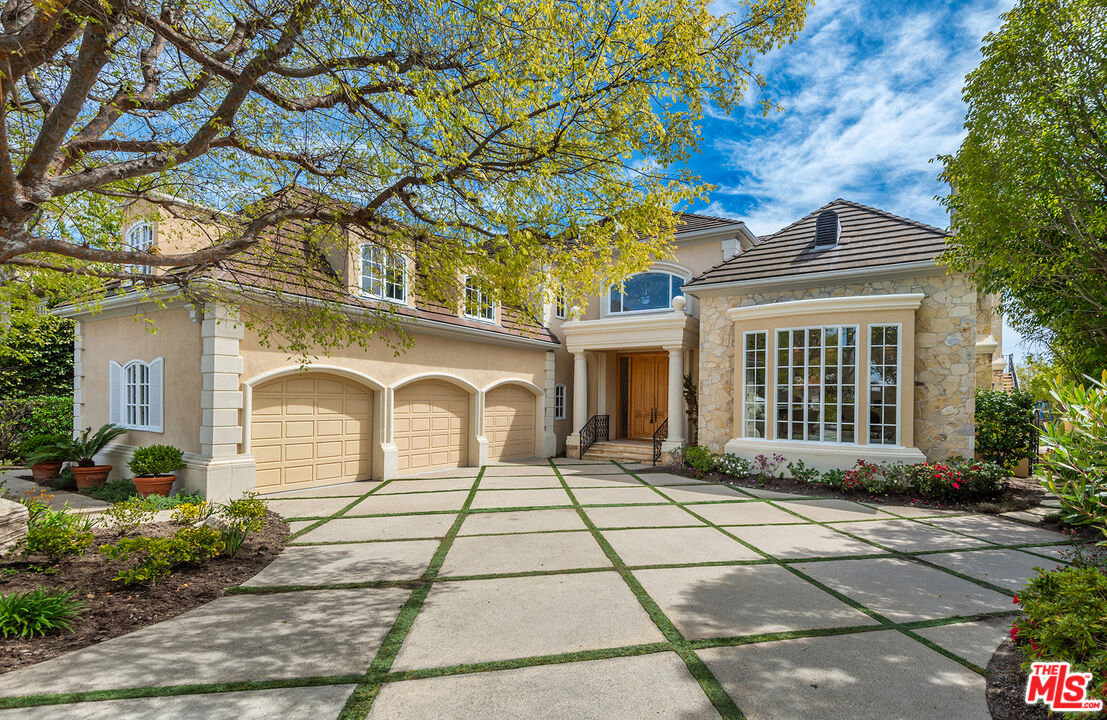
[1010,626,1019,640]
[1013,595,1019,604]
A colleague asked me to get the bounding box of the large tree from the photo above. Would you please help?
[940,0,1107,376]
[0,0,809,353]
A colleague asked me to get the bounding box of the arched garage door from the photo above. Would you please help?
[484,385,536,462]
[394,380,469,473]
[252,375,373,491]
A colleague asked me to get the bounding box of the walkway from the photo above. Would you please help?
[0,459,1072,719]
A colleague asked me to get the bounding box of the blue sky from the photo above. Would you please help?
[680,0,1038,360]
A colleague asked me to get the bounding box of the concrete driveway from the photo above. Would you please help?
[0,460,1072,719]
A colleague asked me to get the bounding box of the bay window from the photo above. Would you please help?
[775,326,857,443]
[742,331,767,438]
[868,324,900,445]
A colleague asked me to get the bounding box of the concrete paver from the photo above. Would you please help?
[295,513,456,542]
[457,508,587,535]
[439,531,611,576]
[921,548,1066,592]
[265,496,355,518]
[243,540,439,586]
[602,526,761,566]
[726,523,887,559]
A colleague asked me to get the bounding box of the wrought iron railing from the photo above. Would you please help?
[652,418,668,465]
[579,414,610,459]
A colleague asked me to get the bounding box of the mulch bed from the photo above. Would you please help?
[644,465,1048,516]
[0,511,288,674]
[987,638,1059,719]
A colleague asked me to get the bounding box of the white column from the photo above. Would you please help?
[596,353,607,416]
[542,351,557,456]
[572,351,588,434]
[666,346,685,445]
[197,303,253,500]
[72,321,83,432]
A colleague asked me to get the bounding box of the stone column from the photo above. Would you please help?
[665,346,685,445]
[571,351,588,435]
[197,304,253,500]
[542,351,557,456]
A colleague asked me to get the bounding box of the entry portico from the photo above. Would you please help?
[561,296,697,454]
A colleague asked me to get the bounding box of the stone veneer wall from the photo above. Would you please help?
[697,272,982,462]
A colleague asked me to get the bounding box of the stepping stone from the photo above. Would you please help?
[392,573,665,669]
[458,509,586,535]
[699,630,990,720]
[368,653,721,720]
[378,477,476,493]
[572,486,666,505]
[264,496,354,519]
[837,519,992,552]
[296,514,456,542]
[585,504,706,529]
[796,557,1013,622]
[0,685,357,720]
[0,588,409,696]
[726,524,883,559]
[776,499,895,523]
[635,564,877,638]
[914,616,1014,669]
[243,540,439,586]
[689,502,802,526]
[922,548,1065,592]
[440,532,611,576]
[348,490,469,515]
[469,488,572,510]
[925,515,1069,546]
[656,485,749,503]
[603,527,761,565]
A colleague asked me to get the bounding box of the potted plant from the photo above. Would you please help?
[59,424,127,489]
[22,433,69,482]
[128,445,184,497]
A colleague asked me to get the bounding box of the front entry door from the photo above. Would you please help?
[627,353,668,439]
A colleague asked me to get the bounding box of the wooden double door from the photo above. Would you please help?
[621,352,669,439]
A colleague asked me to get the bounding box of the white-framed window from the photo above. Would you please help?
[742,331,767,438]
[359,244,406,302]
[775,326,857,443]
[124,222,155,275]
[554,383,566,420]
[608,271,685,314]
[464,276,495,322]
[554,289,566,319]
[868,324,900,445]
[109,358,164,432]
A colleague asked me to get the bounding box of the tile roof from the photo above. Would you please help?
[674,212,747,235]
[685,199,949,288]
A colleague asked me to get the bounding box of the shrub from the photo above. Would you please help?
[1039,371,1107,541]
[57,424,126,467]
[219,492,268,557]
[820,468,847,488]
[786,459,820,484]
[49,467,76,491]
[0,588,84,638]
[171,501,214,525]
[714,453,754,478]
[102,498,155,536]
[21,396,73,443]
[753,453,785,480]
[19,432,68,464]
[86,479,138,503]
[843,459,906,495]
[100,526,223,586]
[975,387,1037,470]
[1012,566,1107,699]
[0,398,30,463]
[683,446,717,478]
[140,492,204,511]
[128,445,184,477]
[878,461,913,491]
[908,459,1006,502]
[20,501,95,562]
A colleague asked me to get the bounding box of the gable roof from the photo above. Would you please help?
[674,212,747,235]
[684,199,949,288]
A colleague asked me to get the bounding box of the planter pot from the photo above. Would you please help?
[132,475,175,497]
[72,465,112,489]
[29,461,63,483]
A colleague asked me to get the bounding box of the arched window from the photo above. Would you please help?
[109,358,164,432]
[464,276,495,322]
[359,244,406,302]
[608,272,684,314]
[124,222,155,275]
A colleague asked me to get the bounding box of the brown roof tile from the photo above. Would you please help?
[675,212,746,235]
[685,199,949,287]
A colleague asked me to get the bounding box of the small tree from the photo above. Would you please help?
[975,387,1036,470]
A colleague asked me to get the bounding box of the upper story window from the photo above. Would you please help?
[609,272,684,314]
[124,222,155,275]
[464,276,495,322]
[360,244,406,303]
[554,289,566,319]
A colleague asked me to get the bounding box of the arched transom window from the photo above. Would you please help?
[609,272,684,314]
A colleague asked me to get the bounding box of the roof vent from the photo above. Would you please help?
[814,210,841,248]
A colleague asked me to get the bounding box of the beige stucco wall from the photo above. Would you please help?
[79,306,203,454]
[697,271,984,462]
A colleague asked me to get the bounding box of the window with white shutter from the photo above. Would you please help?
[111,358,163,432]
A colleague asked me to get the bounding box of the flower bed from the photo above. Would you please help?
[0,492,286,673]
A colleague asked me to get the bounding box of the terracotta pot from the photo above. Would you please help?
[30,461,63,482]
[132,475,175,497]
[72,465,112,489]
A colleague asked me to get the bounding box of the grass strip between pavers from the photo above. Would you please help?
[550,459,748,720]
[287,479,399,541]
[336,466,487,720]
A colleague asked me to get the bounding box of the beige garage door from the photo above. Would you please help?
[485,385,536,462]
[394,380,469,474]
[251,375,373,491]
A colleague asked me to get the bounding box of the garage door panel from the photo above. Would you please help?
[252,375,373,491]
[484,385,536,462]
[395,381,468,473]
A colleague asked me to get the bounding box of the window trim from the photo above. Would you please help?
[554,383,566,420]
[463,275,496,323]
[358,243,407,304]
[124,222,155,275]
[867,322,902,446]
[771,323,861,445]
[111,358,164,433]
[554,290,566,320]
[741,330,768,439]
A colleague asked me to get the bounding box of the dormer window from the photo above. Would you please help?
[464,276,495,322]
[360,244,406,303]
[814,210,841,248]
[609,272,684,314]
[124,222,155,275]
